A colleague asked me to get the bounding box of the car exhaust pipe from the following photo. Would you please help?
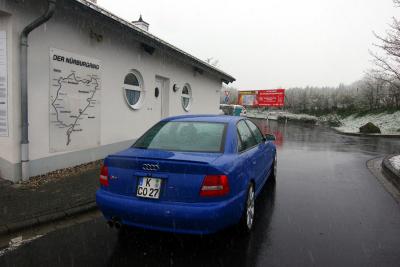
[114,221,122,229]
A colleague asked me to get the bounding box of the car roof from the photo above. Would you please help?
[162,114,243,124]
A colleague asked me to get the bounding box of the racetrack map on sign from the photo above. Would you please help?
[49,48,101,152]
[51,72,99,146]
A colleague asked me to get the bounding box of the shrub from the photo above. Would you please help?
[359,122,381,134]
[299,117,317,124]
[322,114,342,127]
[277,116,287,122]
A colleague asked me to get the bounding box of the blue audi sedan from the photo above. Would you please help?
[96,115,277,235]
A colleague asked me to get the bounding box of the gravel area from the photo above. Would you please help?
[18,160,102,189]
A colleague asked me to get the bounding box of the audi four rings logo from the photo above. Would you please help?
[142,163,160,171]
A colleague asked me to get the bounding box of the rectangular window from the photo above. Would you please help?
[133,121,227,153]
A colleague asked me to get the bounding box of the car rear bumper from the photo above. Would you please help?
[96,189,246,235]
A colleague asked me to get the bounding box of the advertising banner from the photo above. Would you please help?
[256,89,285,107]
[238,91,256,106]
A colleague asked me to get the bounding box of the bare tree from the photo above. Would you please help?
[363,77,377,110]
[370,0,400,107]
[261,1,400,115]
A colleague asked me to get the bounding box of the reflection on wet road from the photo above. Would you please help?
[1,120,400,267]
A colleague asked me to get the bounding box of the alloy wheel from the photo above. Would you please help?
[246,185,255,230]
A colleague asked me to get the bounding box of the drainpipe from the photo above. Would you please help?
[20,0,57,181]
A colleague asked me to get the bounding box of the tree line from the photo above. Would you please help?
[222,0,400,116]
[287,0,399,115]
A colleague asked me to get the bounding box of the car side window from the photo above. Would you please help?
[237,120,257,152]
[237,132,243,152]
[245,120,264,144]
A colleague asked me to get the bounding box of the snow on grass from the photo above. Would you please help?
[335,111,400,134]
[279,113,317,120]
[247,110,400,134]
[247,111,318,121]
[389,155,400,171]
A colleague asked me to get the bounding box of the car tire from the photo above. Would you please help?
[117,224,130,242]
[238,183,255,233]
[271,152,277,180]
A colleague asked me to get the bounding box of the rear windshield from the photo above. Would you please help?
[133,121,227,153]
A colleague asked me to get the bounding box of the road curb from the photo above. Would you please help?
[331,127,400,138]
[366,157,400,204]
[0,201,97,236]
[382,154,400,191]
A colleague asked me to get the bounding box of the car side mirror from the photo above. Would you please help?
[264,134,276,142]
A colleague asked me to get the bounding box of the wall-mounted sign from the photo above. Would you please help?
[49,48,101,152]
[0,31,8,137]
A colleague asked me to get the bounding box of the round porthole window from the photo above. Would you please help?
[155,87,159,98]
[181,84,192,112]
[123,70,145,110]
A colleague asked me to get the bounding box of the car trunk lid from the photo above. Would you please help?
[103,148,223,202]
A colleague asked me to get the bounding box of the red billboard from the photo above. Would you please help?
[255,89,285,107]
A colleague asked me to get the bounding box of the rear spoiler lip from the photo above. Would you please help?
[108,155,209,165]
[105,154,226,174]
[108,150,224,164]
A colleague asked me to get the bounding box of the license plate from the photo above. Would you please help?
[136,177,162,199]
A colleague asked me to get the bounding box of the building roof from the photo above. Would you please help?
[73,0,235,84]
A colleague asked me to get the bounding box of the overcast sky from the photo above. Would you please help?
[99,0,398,89]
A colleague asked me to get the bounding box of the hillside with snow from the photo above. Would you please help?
[248,110,400,134]
[335,111,400,134]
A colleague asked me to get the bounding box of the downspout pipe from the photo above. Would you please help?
[20,0,56,181]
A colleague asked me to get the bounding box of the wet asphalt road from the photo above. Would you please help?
[1,120,400,267]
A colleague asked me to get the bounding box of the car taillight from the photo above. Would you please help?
[200,175,230,197]
[100,165,109,186]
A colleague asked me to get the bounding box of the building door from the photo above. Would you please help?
[155,76,169,119]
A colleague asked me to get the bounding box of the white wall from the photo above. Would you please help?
[0,0,222,179]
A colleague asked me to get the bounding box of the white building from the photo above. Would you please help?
[0,0,235,182]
